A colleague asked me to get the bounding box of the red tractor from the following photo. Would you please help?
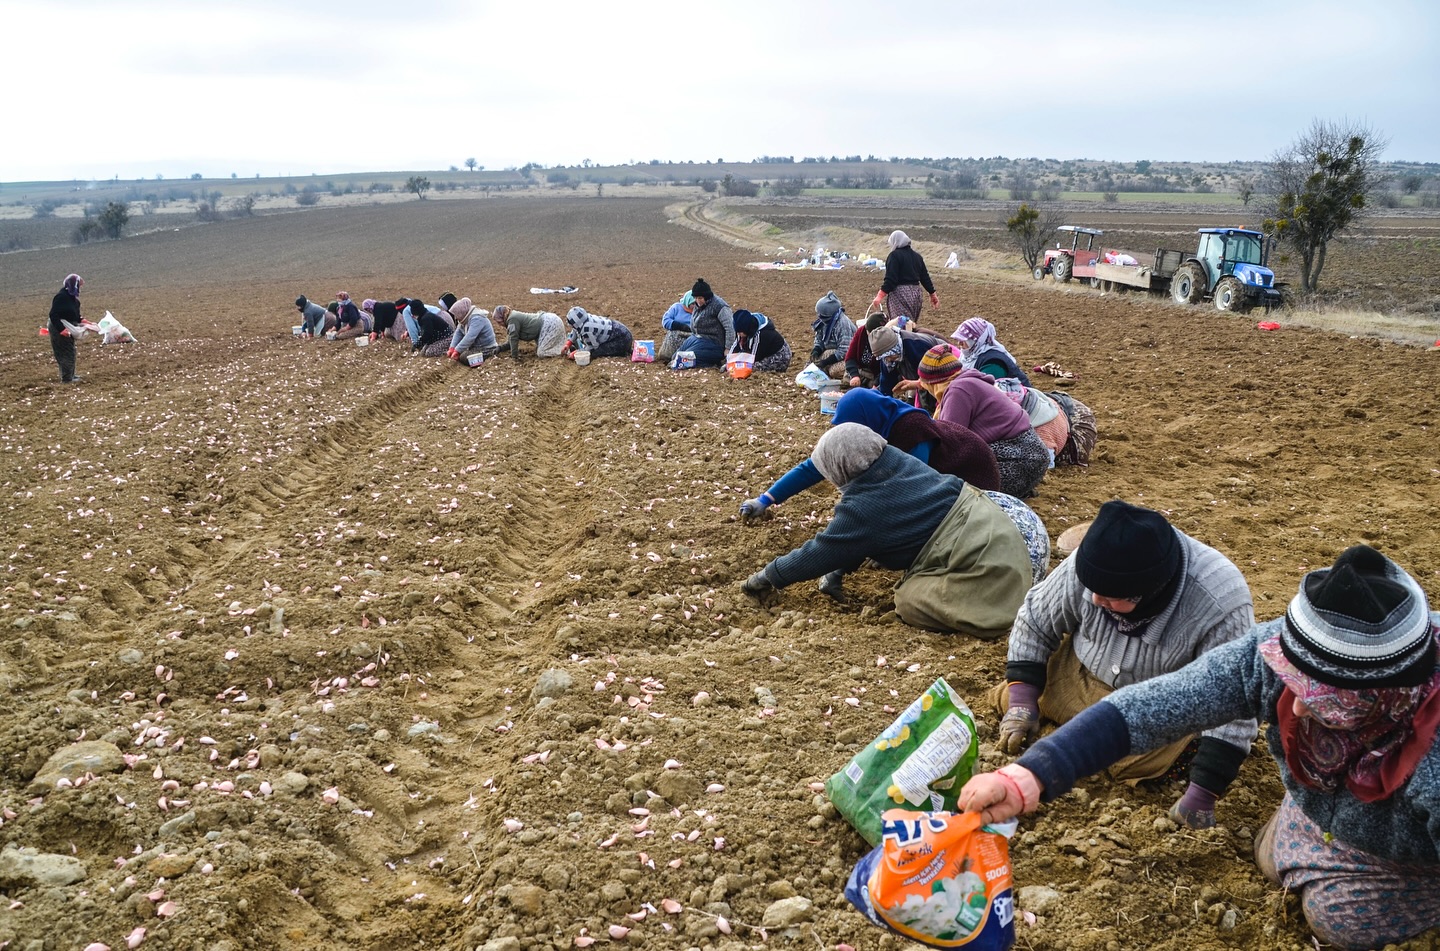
[1034,226,1104,286]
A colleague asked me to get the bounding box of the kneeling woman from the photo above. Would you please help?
[564,307,634,359]
[730,309,792,372]
[740,423,1039,639]
[493,305,566,360]
[447,298,499,361]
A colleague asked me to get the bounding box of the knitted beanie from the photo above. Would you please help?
[815,291,842,319]
[326,301,340,315]
[917,344,962,384]
[732,309,759,337]
[1281,545,1434,689]
[691,278,713,300]
[295,295,308,309]
[1074,500,1180,599]
[868,324,900,357]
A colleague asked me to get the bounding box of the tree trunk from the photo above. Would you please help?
[1309,242,1328,293]
[1300,246,1317,293]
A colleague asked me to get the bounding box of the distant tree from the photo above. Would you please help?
[1400,173,1424,194]
[1237,178,1257,206]
[1262,118,1387,293]
[295,186,320,206]
[98,201,130,239]
[72,219,104,244]
[719,174,758,197]
[1005,171,1035,202]
[231,172,238,179]
[190,172,202,180]
[195,201,223,222]
[1133,160,1152,174]
[449,165,459,172]
[699,179,717,194]
[232,194,257,217]
[465,157,478,172]
[769,175,806,197]
[404,176,432,199]
[1005,201,1061,273]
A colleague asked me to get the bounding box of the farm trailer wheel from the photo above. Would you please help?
[1088,276,1102,289]
[1213,276,1249,313]
[1053,256,1073,282]
[1171,264,1205,305]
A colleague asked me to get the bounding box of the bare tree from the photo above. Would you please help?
[465,157,478,172]
[1004,202,1062,273]
[1261,119,1387,293]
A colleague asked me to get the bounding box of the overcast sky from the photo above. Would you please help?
[6,0,1436,183]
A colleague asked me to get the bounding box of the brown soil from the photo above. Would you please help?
[1,196,1438,951]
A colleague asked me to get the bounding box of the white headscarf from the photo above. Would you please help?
[888,230,911,250]
[811,423,887,491]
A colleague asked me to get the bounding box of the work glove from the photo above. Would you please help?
[871,290,886,308]
[446,348,459,360]
[1168,782,1219,830]
[929,291,940,309]
[739,495,772,519]
[997,682,1042,755]
[741,570,775,598]
[818,571,845,601]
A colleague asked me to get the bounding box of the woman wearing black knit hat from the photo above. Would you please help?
[729,309,791,373]
[670,278,734,370]
[989,499,1258,820]
[963,542,1440,950]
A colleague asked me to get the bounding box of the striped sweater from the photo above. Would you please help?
[1007,531,1259,757]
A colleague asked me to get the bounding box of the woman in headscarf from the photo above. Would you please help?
[810,291,856,380]
[729,309,791,373]
[960,544,1440,950]
[362,299,402,343]
[658,291,696,363]
[446,298,499,362]
[867,321,945,405]
[873,230,939,324]
[563,306,634,360]
[492,305,567,360]
[914,344,1049,498]
[993,378,1071,462]
[739,423,1037,636]
[332,292,371,340]
[48,273,88,383]
[951,316,1031,386]
[740,388,1000,519]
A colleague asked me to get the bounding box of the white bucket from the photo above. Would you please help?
[354,335,370,347]
[466,352,485,367]
[818,388,842,415]
[292,325,304,336]
[574,350,591,366]
[325,330,337,340]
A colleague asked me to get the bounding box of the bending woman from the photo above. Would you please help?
[739,423,1039,636]
[564,307,634,359]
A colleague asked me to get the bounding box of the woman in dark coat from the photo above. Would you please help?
[739,424,1037,636]
[873,230,938,323]
[730,310,791,372]
[48,273,85,383]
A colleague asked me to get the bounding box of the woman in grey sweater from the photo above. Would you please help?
[995,500,1258,826]
[961,544,1440,950]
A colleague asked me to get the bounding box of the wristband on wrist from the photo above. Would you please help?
[997,764,1040,812]
[759,492,774,506]
[993,772,1025,812]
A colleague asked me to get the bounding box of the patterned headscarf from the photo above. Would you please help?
[566,306,618,349]
[1261,628,1440,802]
[953,317,1017,371]
[63,274,83,297]
[361,299,376,313]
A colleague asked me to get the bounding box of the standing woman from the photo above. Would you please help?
[49,273,86,383]
[873,230,939,323]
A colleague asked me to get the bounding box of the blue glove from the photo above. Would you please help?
[739,494,772,518]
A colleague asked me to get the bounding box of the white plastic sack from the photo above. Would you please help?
[97,310,137,345]
[795,363,831,390]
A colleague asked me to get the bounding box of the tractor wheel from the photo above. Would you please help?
[1088,276,1101,289]
[1053,256,1073,283]
[1032,265,1046,281]
[1171,264,1204,305]
[1214,276,1249,313]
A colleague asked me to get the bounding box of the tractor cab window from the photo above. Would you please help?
[1197,232,1224,275]
[1224,232,1263,265]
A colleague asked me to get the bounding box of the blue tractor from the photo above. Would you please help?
[1168,228,1284,312]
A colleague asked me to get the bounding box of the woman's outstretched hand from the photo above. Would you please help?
[958,765,1041,825]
